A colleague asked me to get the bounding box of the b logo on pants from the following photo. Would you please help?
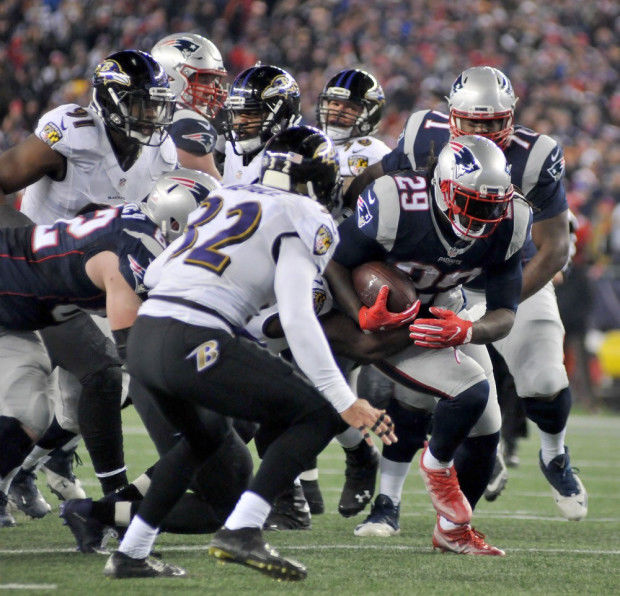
[187,340,219,372]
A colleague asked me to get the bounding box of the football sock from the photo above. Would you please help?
[91,499,116,526]
[439,516,466,531]
[422,446,452,470]
[225,491,271,530]
[523,387,572,434]
[454,432,500,508]
[35,417,76,450]
[18,445,50,473]
[299,468,319,481]
[382,399,431,462]
[0,417,33,479]
[378,457,412,505]
[114,501,132,526]
[428,380,489,461]
[336,426,364,449]
[539,429,567,466]
[118,515,158,559]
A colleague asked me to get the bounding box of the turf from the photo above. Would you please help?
[1,409,619,594]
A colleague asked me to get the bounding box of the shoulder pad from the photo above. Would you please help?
[506,193,532,260]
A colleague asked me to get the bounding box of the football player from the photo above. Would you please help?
[220,64,302,184]
[152,32,227,179]
[313,68,393,517]
[328,135,531,554]
[0,50,178,504]
[0,173,197,527]
[345,66,587,521]
[102,126,396,580]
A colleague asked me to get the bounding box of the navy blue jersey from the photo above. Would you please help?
[168,108,217,156]
[333,170,532,313]
[0,203,166,330]
[381,109,567,265]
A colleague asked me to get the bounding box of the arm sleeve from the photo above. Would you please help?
[275,236,356,413]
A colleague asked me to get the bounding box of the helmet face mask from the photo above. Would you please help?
[92,50,175,147]
[317,69,385,142]
[260,125,343,212]
[223,65,301,156]
[142,168,221,242]
[152,33,228,119]
[433,136,513,239]
[447,66,517,149]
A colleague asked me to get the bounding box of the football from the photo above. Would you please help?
[352,261,418,312]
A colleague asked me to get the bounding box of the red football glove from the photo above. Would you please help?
[359,285,420,332]
[409,307,473,348]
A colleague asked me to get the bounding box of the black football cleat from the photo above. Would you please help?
[60,498,113,554]
[0,492,16,527]
[209,527,307,581]
[8,469,52,519]
[104,550,186,578]
[338,441,380,517]
[263,485,311,530]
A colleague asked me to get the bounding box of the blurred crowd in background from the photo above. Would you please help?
[0,0,618,407]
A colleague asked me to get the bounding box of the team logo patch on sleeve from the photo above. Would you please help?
[357,196,373,228]
[547,156,565,181]
[312,288,327,315]
[39,123,63,146]
[313,224,334,255]
[348,155,369,175]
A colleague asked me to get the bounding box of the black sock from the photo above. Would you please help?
[454,432,500,508]
[523,387,572,434]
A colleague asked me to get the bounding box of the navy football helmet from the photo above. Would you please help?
[91,50,175,146]
[260,125,342,211]
[317,69,385,141]
[223,64,301,156]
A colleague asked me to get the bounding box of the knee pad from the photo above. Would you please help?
[0,416,34,477]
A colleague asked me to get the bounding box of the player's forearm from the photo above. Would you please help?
[521,243,569,301]
[471,308,515,344]
[324,260,362,322]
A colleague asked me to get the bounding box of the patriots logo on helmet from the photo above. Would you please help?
[450,142,481,179]
[166,38,200,59]
[451,74,465,93]
[167,176,211,203]
[94,60,131,87]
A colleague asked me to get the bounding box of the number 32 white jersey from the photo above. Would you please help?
[142,183,339,329]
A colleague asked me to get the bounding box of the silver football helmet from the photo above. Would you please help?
[151,33,227,118]
[432,135,513,239]
[141,168,221,242]
[447,66,517,149]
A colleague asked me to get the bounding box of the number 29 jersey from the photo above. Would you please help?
[142,183,339,330]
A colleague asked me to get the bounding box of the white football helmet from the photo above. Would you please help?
[142,168,221,242]
[432,135,513,239]
[447,66,517,149]
[151,33,227,118]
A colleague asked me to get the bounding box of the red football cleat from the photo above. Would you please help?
[419,443,472,524]
[432,519,505,556]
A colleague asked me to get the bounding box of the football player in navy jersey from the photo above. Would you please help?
[344,66,587,521]
[328,134,531,554]
[0,49,178,506]
[0,176,196,528]
[152,33,227,180]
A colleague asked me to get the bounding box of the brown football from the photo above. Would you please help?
[352,261,418,312]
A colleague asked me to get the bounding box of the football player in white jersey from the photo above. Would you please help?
[152,32,227,180]
[0,50,178,507]
[220,64,302,185]
[312,67,394,516]
[103,126,396,580]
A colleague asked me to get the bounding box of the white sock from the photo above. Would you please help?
[423,446,452,470]
[439,516,467,531]
[378,458,411,506]
[299,468,318,481]
[539,429,566,466]
[114,501,132,526]
[118,515,158,559]
[0,467,21,494]
[336,426,364,449]
[21,446,51,471]
[132,473,152,496]
[224,491,271,530]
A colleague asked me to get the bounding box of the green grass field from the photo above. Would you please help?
[1,408,619,595]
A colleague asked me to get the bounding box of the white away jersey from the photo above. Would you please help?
[142,183,339,329]
[336,135,390,178]
[221,141,263,185]
[21,103,178,224]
